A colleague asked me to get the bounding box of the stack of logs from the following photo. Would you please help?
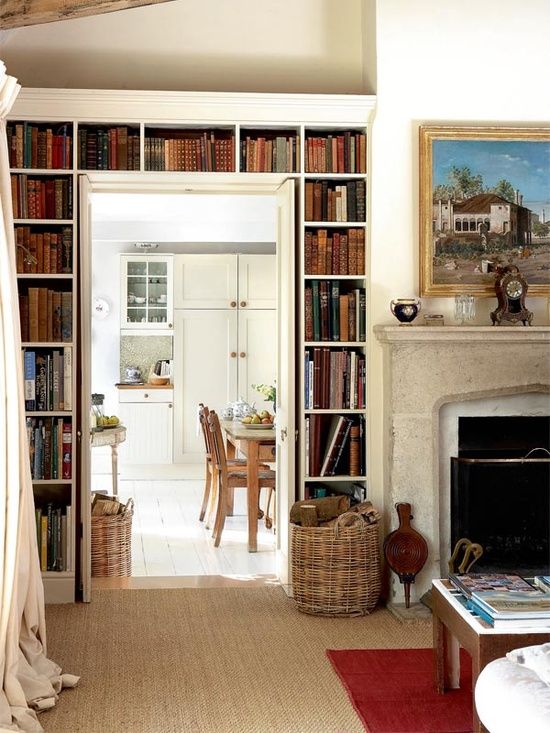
[92,492,129,517]
[290,495,380,528]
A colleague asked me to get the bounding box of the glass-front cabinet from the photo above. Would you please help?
[120,254,173,330]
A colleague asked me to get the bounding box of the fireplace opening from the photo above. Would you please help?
[451,416,550,575]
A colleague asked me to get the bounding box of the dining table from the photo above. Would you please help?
[221,420,276,552]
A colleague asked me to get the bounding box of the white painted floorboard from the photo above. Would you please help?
[116,478,276,577]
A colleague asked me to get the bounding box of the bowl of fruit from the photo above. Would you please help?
[96,415,122,430]
[240,410,275,429]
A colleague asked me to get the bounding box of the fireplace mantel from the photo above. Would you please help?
[374,324,550,343]
[374,323,550,603]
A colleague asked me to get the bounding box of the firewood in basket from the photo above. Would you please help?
[290,495,350,524]
[299,505,319,527]
[346,500,380,524]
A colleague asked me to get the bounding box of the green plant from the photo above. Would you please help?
[252,382,276,403]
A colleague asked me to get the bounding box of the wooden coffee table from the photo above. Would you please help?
[432,579,550,733]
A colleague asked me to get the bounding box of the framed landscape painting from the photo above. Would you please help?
[419,125,550,296]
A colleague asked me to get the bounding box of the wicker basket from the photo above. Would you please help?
[290,512,381,617]
[91,498,133,577]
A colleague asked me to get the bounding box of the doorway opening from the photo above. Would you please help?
[80,177,295,599]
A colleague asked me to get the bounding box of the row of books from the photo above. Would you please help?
[304,347,366,409]
[11,175,73,220]
[78,127,140,170]
[305,229,365,276]
[240,135,299,173]
[449,572,550,629]
[305,281,366,342]
[305,414,365,477]
[15,226,72,274]
[305,180,366,222]
[144,134,235,171]
[35,504,72,572]
[23,348,72,411]
[26,417,72,480]
[8,122,72,170]
[18,288,73,343]
[305,132,367,174]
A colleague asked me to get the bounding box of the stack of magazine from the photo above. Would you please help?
[449,573,550,629]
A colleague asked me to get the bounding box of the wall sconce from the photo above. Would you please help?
[134,242,159,250]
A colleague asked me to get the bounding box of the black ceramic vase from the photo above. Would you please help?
[390,298,421,325]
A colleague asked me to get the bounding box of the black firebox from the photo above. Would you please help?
[450,416,550,575]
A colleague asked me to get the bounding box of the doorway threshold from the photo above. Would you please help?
[92,574,279,590]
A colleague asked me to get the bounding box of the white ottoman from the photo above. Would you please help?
[475,656,550,733]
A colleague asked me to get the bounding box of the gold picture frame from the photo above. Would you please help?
[419,125,550,297]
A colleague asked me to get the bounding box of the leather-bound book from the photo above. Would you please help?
[304,287,313,342]
[349,423,360,476]
[319,280,330,341]
[339,295,349,342]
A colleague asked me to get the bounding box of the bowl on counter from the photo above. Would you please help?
[148,375,170,386]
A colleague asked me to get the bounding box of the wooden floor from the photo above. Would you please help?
[115,477,276,577]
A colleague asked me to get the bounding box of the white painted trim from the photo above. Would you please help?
[11,88,376,125]
[81,172,296,589]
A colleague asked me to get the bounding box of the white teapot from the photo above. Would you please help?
[231,397,255,419]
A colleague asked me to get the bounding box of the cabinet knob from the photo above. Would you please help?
[240,352,246,358]
[230,352,237,358]
[168,323,173,328]
[240,301,247,307]
[168,404,173,409]
[230,301,237,308]
[144,393,149,398]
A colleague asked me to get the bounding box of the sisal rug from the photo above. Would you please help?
[327,647,472,733]
[43,586,432,733]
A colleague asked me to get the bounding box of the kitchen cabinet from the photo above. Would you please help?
[120,254,174,329]
[173,254,275,309]
[237,309,277,407]
[238,255,276,309]
[169,253,276,461]
[117,387,173,464]
[173,309,238,461]
[173,254,237,309]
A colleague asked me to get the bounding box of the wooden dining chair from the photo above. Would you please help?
[207,410,276,547]
[198,403,268,529]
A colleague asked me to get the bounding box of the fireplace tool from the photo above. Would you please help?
[448,538,483,574]
[384,502,428,608]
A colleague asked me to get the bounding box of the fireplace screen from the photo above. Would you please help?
[450,415,550,576]
[451,457,550,574]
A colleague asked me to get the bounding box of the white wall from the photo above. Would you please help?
[368,0,550,515]
[0,0,367,93]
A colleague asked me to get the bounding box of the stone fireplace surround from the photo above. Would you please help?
[374,325,550,604]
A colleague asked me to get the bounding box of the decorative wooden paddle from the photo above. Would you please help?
[383,502,428,608]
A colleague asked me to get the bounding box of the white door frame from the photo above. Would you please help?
[79,173,296,601]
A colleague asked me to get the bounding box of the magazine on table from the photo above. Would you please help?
[466,598,550,629]
[470,590,550,619]
[448,572,539,598]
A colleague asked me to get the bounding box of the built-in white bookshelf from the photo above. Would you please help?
[8,118,78,603]
[8,90,376,602]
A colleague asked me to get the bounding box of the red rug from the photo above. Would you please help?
[327,647,473,733]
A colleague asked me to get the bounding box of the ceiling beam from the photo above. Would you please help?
[0,0,177,30]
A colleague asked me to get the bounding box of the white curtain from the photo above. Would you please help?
[0,63,78,733]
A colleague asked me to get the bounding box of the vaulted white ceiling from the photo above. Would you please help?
[0,0,370,93]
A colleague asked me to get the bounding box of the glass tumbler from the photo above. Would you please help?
[454,294,475,325]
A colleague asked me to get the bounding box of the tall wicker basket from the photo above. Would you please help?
[290,512,381,617]
[91,498,133,577]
